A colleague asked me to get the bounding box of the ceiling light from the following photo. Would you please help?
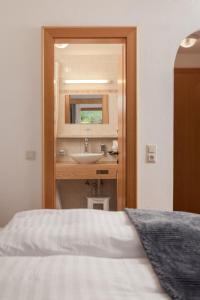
[63,79,111,84]
[55,44,69,49]
[180,38,197,48]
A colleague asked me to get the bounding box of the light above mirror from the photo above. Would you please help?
[180,38,197,48]
[63,79,111,84]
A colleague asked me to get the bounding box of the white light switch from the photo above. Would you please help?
[146,144,157,163]
[25,151,36,161]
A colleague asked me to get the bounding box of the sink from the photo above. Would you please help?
[70,153,104,164]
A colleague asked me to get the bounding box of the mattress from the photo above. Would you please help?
[0,255,170,300]
[0,209,145,258]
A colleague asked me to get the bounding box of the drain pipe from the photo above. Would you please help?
[97,179,101,196]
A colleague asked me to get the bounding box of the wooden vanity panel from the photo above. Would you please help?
[56,163,118,180]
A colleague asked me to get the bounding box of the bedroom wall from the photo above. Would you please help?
[0,0,200,226]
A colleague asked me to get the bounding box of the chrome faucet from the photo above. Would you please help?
[84,138,89,152]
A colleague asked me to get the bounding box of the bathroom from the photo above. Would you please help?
[54,42,125,211]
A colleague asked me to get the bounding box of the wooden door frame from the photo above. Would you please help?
[43,27,137,209]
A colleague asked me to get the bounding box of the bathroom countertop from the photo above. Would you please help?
[56,161,118,165]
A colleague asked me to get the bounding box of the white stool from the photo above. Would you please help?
[87,197,110,211]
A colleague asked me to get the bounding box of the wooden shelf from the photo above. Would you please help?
[56,163,118,180]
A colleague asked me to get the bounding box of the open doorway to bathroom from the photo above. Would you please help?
[43,27,136,211]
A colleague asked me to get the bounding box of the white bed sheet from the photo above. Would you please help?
[0,209,145,258]
[0,255,170,300]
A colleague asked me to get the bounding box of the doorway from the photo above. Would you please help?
[174,31,200,213]
[43,27,137,210]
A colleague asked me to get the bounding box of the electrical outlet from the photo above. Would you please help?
[25,150,36,161]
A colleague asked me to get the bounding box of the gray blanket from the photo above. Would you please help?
[125,209,200,300]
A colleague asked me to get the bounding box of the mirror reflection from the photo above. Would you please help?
[65,94,109,124]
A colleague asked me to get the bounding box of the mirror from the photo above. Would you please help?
[65,94,109,124]
[54,43,122,138]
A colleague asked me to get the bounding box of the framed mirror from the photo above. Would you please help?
[65,94,109,124]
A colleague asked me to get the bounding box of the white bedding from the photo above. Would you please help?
[0,255,169,300]
[0,209,145,258]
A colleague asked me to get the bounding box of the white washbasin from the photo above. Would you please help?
[70,153,104,164]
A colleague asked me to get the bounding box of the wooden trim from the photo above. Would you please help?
[65,95,70,123]
[117,44,126,210]
[69,99,102,105]
[174,68,200,74]
[45,26,134,38]
[102,95,109,124]
[43,27,137,210]
[126,29,137,208]
[43,29,56,208]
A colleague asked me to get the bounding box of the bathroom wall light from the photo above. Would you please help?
[180,38,197,48]
[63,79,111,84]
[55,44,69,49]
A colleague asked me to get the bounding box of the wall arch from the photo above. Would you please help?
[173,30,200,213]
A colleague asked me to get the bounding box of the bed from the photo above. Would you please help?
[0,255,169,300]
[0,209,145,257]
[0,208,199,300]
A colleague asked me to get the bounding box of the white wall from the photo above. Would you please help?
[0,0,200,226]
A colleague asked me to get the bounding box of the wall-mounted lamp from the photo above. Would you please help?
[180,38,197,48]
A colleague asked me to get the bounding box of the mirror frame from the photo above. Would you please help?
[65,94,109,124]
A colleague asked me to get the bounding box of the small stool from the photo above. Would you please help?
[87,197,110,211]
